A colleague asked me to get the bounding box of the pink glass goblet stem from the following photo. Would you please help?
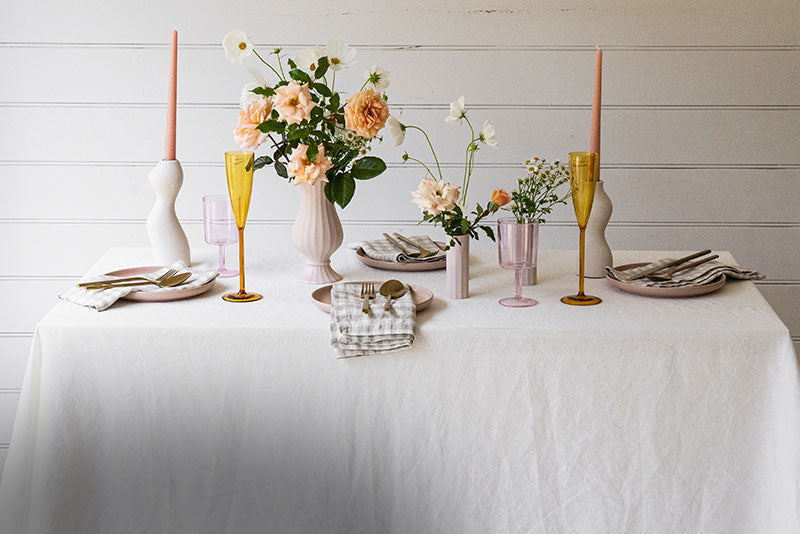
[216,243,238,278]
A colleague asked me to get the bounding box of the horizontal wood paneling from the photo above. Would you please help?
[1,166,798,224]
[0,337,31,389]
[2,1,799,45]
[2,107,799,165]
[0,393,19,444]
[2,47,798,106]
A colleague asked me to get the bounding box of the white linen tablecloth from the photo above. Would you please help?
[1,245,798,534]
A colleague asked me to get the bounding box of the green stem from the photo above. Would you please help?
[405,125,443,181]
[405,156,436,178]
[359,80,368,91]
[253,49,284,81]
[461,137,480,205]
[275,50,286,79]
[331,70,336,92]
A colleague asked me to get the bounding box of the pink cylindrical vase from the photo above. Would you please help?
[446,234,470,299]
[292,181,343,284]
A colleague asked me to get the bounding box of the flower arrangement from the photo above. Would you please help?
[392,96,507,248]
[223,30,391,208]
[505,157,571,223]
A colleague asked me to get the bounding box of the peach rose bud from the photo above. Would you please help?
[491,189,512,206]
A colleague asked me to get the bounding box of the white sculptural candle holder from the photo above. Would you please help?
[146,159,191,265]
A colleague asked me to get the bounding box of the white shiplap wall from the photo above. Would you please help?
[1,0,799,471]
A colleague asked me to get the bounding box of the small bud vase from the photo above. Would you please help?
[146,159,191,265]
[446,234,470,299]
[292,181,344,284]
[582,179,613,278]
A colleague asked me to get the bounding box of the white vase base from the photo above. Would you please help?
[296,262,342,284]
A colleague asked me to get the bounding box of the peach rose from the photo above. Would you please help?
[273,81,315,125]
[233,96,273,150]
[288,144,333,186]
[411,177,460,216]
[491,189,512,206]
[344,89,389,138]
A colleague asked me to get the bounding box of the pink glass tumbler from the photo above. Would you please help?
[203,194,239,278]
[497,217,539,307]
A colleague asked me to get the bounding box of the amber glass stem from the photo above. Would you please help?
[578,226,586,297]
[238,227,245,295]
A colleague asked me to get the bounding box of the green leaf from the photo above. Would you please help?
[330,173,356,208]
[252,86,276,97]
[289,69,312,84]
[328,93,340,111]
[315,56,329,79]
[254,155,274,170]
[312,83,332,97]
[306,142,318,163]
[256,119,285,134]
[482,226,496,241]
[274,161,288,179]
[324,181,336,204]
[351,157,386,180]
[287,58,297,69]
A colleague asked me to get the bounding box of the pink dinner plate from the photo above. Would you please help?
[355,242,446,271]
[605,262,726,298]
[312,282,434,313]
[104,266,216,302]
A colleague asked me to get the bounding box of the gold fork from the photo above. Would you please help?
[360,282,375,314]
[393,232,436,258]
[78,268,177,288]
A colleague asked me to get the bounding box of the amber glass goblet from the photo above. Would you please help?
[222,151,262,303]
[561,151,602,306]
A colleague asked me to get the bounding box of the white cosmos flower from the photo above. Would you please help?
[322,40,357,71]
[294,47,322,74]
[364,65,390,91]
[479,120,499,149]
[387,115,405,146]
[222,29,253,65]
[445,95,466,124]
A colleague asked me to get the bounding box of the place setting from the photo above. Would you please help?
[350,233,446,271]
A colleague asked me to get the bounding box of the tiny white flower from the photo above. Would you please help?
[222,29,253,65]
[294,47,322,73]
[322,40,357,71]
[445,95,466,124]
[364,65,390,91]
[387,116,405,146]
[479,120,499,149]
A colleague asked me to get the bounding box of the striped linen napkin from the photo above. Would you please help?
[60,261,218,311]
[350,235,445,263]
[605,258,764,288]
[330,282,416,359]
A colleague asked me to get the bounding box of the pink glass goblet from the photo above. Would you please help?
[203,194,239,278]
[497,217,539,307]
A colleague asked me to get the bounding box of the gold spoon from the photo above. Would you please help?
[379,279,407,310]
[84,271,192,290]
[646,254,719,282]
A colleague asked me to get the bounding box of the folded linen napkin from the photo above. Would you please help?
[330,282,416,358]
[60,261,218,311]
[605,258,764,288]
[349,235,445,263]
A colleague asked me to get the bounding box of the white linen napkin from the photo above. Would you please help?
[60,261,218,311]
[605,258,764,288]
[330,282,416,359]
[349,235,445,263]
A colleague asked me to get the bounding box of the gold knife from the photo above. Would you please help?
[382,233,420,258]
[625,249,712,280]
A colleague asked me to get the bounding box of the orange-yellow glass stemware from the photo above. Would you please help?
[222,150,262,303]
[561,151,602,306]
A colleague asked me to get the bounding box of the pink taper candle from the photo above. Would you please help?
[164,29,178,160]
[590,47,602,157]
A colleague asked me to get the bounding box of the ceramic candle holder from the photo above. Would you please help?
[146,159,191,265]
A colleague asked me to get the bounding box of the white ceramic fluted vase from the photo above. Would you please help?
[582,180,613,278]
[446,235,470,299]
[146,159,191,265]
[292,181,343,284]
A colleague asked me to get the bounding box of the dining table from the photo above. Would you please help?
[0,243,797,533]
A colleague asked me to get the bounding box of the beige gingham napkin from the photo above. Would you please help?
[330,282,416,358]
[60,261,218,311]
[605,258,764,288]
[349,235,445,263]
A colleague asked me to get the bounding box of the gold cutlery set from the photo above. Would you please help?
[619,249,719,283]
[360,280,407,314]
[382,232,437,258]
[78,269,192,290]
